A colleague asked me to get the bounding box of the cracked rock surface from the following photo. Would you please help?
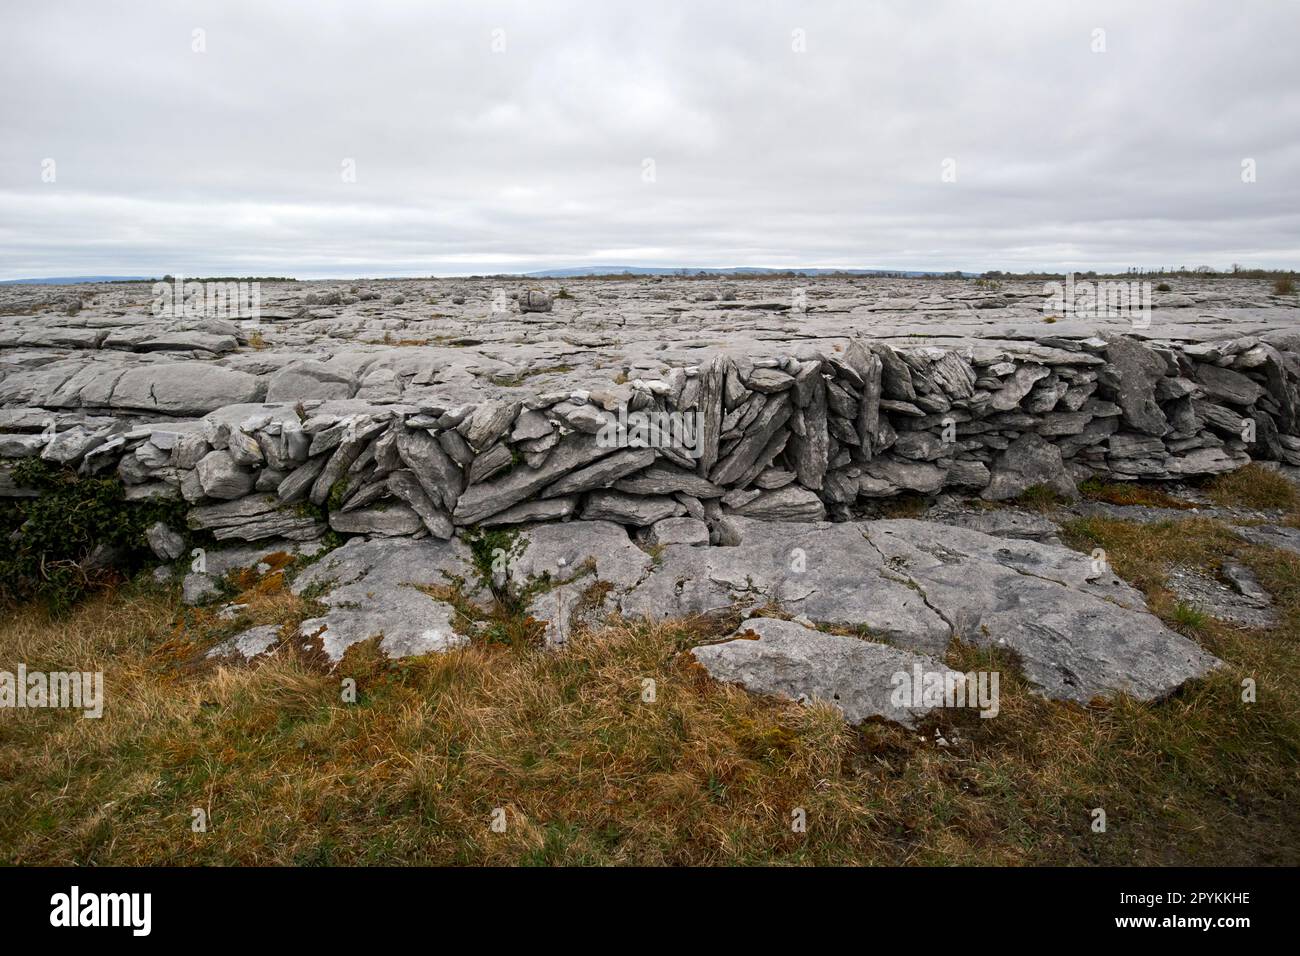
[4,277,1300,546]
[272,514,1220,711]
[690,617,965,728]
[290,537,478,660]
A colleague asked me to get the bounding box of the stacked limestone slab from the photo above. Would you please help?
[2,278,1299,545]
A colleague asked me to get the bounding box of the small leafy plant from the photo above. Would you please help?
[0,459,188,613]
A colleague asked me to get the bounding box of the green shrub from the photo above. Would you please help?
[0,459,188,613]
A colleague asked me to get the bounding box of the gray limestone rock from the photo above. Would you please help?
[944,459,992,489]
[544,447,655,498]
[851,348,884,459]
[329,503,424,537]
[195,450,254,500]
[619,518,949,648]
[467,443,513,485]
[989,364,1050,412]
[727,485,826,521]
[397,428,464,512]
[864,459,946,494]
[710,393,791,486]
[453,433,616,524]
[511,408,554,442]
[518,290,553,314]
[479,497,578,527]
[1165,563,1276,630]
[110,363,263,415]
[460,400,521,451]
[40,425,113,464]
[1100,337,1168,436]
[387,469,454,539]
[182,572,222,606]
[512,519,651,591]
[188,495,324,541]
[292,537,475,660]
[983,433,1078,501]
[1233,524,1300,556]
[438,428,475,467]
[146,521,186,560]
[871,344,917,401]
[746,368,795,393]
[615,462,724,498]
[309,418,386,506]
[265,361,356,403]
[277,455,328,503]
[582,490,681,526]
[646,516,710,547]
[1194,363,1265,407]
[863,519,1221,703]
[933,509,1061,543]
[691,617,966,728]
[207,624,281,660]
[790,377,829,489]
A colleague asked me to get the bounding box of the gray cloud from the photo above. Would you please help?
[1,0,1296,277]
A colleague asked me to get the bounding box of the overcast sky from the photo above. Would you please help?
[1,0,1297,278]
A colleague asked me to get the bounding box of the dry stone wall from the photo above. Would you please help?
[4,331,1299,548]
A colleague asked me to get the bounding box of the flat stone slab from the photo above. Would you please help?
[175,536,328,604]
[625,516,1219,705]
[510,520,651,592]
[1166,563,1278,630]
[207,624,282,660]
[290,536,478,660]
[691,617,966,728]
[861,519,1221,703]
[1234,524,1300,557]
[3,278,1297,407]
[269,515,1222,711]
[617,517,950,650]
[510,520,654,646]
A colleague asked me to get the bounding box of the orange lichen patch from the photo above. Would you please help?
[230,567,287,599]
[258,551,296,572]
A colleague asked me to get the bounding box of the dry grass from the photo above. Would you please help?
[2,514,1299,865]
[873,492,931,519]
[1205,463,1300,512]
[1012,484,1071,512]
[1080,477,1196,510]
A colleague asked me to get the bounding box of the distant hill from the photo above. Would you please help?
[2,268,976,284]
[522,266,961,278]
[0,276,158,285]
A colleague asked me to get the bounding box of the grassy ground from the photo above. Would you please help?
[1,468,1298,865]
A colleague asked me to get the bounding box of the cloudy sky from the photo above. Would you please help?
[1,0,1297,278]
